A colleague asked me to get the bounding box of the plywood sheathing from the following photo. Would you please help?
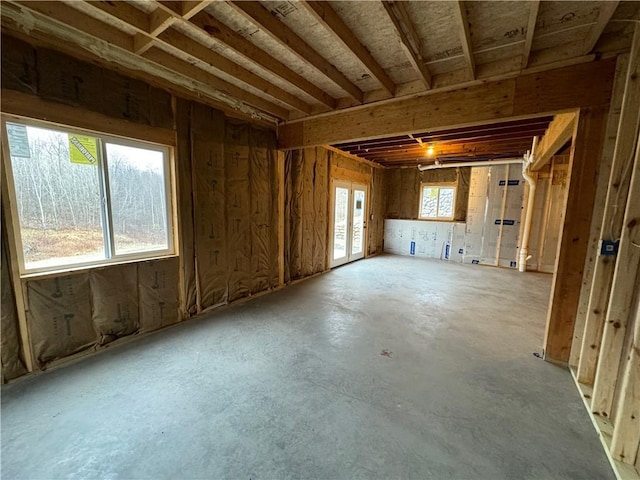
[1,232,28,381]
[204,2,345,99]
[330,1,418,86]
[170,22,319,107]
[466,1,529,56]
[407,1,461,76]
[596,2,640,54]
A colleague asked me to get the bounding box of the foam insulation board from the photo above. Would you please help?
[384,219,465,261]
[90,264,139,344]
[28,272,96,366]
[1,234,27,381]
[138,257,180,333]
[462,166,524,267]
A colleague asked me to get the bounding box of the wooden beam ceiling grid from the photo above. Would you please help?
[2,0,633,131]
[382,1,432,89]
[212,2,362,98]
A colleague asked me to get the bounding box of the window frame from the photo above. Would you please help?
[418,182,457,221]
[1,114,177,276]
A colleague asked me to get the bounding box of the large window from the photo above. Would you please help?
[3,118,174,274]
[419,184,456,220]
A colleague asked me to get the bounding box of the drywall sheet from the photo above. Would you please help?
[225,122,252,302]
[384,219,465,261]
[1,235,26,380]
[138,257,180,333]
[176,99,197,316]
[90,264,139,343]
[192,105,228,309]
[27,272,95,366]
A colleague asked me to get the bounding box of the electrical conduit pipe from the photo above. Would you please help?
[519,137,538,272]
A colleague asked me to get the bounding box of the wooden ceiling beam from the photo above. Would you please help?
[80,1,310,114]
[522,0,540,68]
[189,11,336,109]
[180,1,213,20]
[453,1,475,80]
[302,1,395,96]
[7,1,286,122]
[279,59,614,149]
[382,1,432,89]
[228,1,364,103]
[583,1,620,54]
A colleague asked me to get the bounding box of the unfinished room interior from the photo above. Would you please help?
[1,0,639,478]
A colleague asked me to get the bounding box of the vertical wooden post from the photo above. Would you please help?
[591,128,640,419]
[577,26,640,383]
[610,285,640,465]
[277,149,285,287]
[570,52,629,369]
[543,106,609,363]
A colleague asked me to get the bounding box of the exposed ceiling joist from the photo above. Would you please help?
[228,1,364,103]
[302,1,396,96]
[6,1,283,122]
[188,11,336,109]
[79,1,307,115]
[382,1,432,89]
[584,1,620,54]
[453,1,475,80]
[522,0,540,69]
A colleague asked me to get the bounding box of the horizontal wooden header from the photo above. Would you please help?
[278,59,616,150]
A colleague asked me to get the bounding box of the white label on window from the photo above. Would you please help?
[6,123,31,158]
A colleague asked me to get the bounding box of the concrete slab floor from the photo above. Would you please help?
[2,255,614,480]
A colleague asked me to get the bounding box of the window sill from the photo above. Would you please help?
[20,253,179,280]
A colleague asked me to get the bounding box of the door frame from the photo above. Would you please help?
[329,178,369,268]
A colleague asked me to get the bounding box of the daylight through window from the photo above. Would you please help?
[419,184,456,220]
[3,118,174,273]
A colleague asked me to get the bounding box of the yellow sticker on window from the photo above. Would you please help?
[68,134,98,165]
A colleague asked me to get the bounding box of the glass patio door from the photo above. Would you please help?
[330,180,367,268]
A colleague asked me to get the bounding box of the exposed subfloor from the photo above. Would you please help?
[1,255,614,479]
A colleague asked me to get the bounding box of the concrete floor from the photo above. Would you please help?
[2,255,613,480]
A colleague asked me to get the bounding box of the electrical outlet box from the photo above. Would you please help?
[599,239,619,256]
